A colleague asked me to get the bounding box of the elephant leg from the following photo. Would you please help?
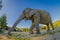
[8,27,15,35]
[34,15,40,34]
[35,24,40,34]
[30,26,34,34]
[30,22,35,34]
[46,23,50,31]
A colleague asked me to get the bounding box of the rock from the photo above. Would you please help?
[55,27,60,32]
[54,32,60,40]
[31,34,54,40]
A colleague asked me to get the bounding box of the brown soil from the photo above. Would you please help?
[0,36,16,40]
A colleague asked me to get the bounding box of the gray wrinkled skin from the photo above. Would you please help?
[8,8,54,35]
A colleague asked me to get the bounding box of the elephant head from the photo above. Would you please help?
[13,8,33,27]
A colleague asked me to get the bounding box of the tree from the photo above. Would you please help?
[0,0,3,33]
[0,14,7,29]
[53,20,60,27]
[0,17,1,28]
[0,0,2,10]
[0,0,3,28]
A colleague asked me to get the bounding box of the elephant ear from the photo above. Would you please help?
[29,10,36,17]
[23,8,32,16]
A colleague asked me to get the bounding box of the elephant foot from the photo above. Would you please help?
[47,29,50,32]
[52,28,54,30]
[30,31,34,34]
[36,30,40,34]
[36,31,40,34]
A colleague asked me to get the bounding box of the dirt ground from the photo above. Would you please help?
[0,36,16,40]
[0,34,54,40]
[0,27,60,40]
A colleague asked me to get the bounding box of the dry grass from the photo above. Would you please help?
[0,35,30,40]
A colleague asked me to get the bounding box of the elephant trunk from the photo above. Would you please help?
[8,14,25,35]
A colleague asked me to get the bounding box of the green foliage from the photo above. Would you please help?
[53,20,60,28]
[15,28,19,31]
[14,27,22,32]
[22,28,29,32]
[0,14,7,29]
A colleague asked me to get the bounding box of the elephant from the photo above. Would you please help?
[8,8,54,35]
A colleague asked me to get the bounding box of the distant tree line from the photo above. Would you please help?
[0,14,7,29]
[0,0,7,29]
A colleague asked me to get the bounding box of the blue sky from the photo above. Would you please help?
[0,0,60,28]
